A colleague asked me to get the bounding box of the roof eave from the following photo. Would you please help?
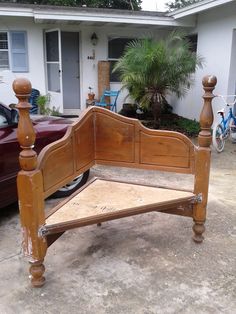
[0,5,195,27]
[0,6,33,17]
[168,0,234,19]
[33,12,194,27]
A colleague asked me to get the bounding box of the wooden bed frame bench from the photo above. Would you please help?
[14,75,217,287]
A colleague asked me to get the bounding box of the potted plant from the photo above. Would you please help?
[88,86,95,100]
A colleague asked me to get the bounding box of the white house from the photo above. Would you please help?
[168,0,236,123]
[0,0,235,123]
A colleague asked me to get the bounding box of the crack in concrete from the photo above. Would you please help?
[0,251,21,263]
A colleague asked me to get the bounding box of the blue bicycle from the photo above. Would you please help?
[212,95,236,152]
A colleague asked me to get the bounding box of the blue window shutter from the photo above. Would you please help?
[10,31,28,72]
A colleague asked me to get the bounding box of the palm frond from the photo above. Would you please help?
[113,31,204,117]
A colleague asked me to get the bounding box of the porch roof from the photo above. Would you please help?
[0,3,195,28]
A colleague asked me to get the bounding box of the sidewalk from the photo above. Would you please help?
[0,141,235,314]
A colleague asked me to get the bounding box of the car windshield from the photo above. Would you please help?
[0,113,8,127]
[0,103,18,127]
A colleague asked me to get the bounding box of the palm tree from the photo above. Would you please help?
[113,32,203,127]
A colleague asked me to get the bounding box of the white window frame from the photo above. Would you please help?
[0,30,28,72]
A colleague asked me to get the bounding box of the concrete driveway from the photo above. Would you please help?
[0,141,235,314]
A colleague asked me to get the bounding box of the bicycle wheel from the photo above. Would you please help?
[229,118,236,143]
[212,124,225,152]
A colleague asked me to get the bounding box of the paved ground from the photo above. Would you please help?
[0,141,235,314]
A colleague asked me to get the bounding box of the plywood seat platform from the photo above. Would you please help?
[43,178,196,236]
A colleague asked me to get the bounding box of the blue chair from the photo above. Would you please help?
[29,88,40,114]
[95,90,120,112]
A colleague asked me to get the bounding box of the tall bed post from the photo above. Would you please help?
[14,78,47,287]
[193,75,217,242]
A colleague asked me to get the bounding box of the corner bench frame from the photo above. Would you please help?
[14,75,217,287]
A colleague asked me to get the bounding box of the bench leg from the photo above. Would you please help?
[29,260,46,287]
[17,172,47,287]
[193,147,211,244]
[192,194,206,243]
[192,221,205,243]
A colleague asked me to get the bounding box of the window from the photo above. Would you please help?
[0,32,9,70]
[186,34,198,53]
[0,31,28,72]
[108,37,134,82]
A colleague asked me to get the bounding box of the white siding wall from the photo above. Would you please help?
[227,29,236,115]
[0,17,45,105]
[80,26,169,112]
[172,2,236,125]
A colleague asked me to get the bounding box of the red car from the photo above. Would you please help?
[0,103,89,209]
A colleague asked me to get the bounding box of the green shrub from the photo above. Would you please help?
[160,114,200,137]
[37,94,60,116]
[176,117,200,136]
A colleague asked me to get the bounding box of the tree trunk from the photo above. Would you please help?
[152,93,161,128]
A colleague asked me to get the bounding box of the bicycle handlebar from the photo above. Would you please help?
[215,94,236,107]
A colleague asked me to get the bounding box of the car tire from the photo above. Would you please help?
[52,170,90,198]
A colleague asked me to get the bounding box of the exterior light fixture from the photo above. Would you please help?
[91,32,98,46]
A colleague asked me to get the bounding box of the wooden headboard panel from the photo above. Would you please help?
[37,109,95,197]
[94,109,195,172]
[37,107,195,197]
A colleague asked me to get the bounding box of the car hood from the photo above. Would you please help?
[31,115,75,126]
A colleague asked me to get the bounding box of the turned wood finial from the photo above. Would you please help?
[198,75,217,147]
[13,78,37,171]
[29,261,45,287]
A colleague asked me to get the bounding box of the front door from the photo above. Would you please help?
[61,32,80,113]
[45,30,80,113]
[45,29,62,110]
